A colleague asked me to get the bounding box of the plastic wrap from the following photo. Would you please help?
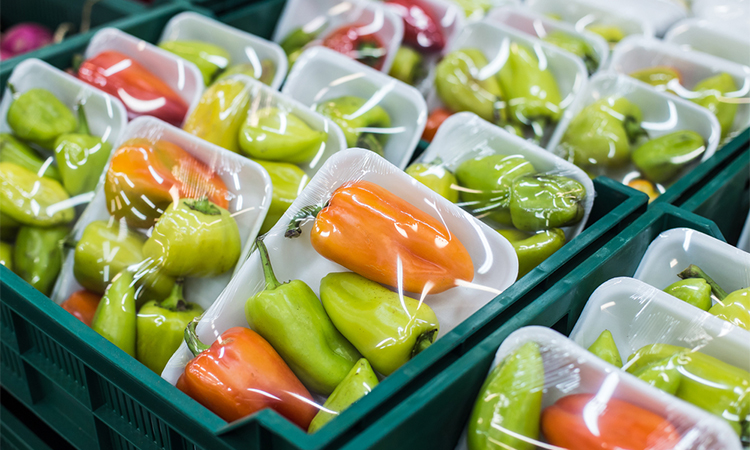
[690,0,750,39]
[456,326,739,450]
[585,0,687,36]
[547,71,721,200]
[162,148,518,432]
[272,0,403,73]
[740,213,750,254]
[282,47,426,169]
[0,58,127,296]
[665,18,750,67]
[407,112,594,279]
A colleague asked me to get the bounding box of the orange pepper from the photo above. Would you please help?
[422,108,452,142]
[61,290,101,327]
[286,180,474,295]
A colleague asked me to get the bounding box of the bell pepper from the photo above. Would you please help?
[541,393,682,449]
[91,270,137,357]
[663,278,712,311]
[435,49,506,123]
[455,154,537,226]
[214,61,276,86]
[0,162,75,227]
[585,24,626,49]
[104,139,229,229]
[405,161,459,203]
[177,320,317,428]
[631,354,682,395]
[587,329,622,367]
[286,180,474,295]
[388,46,424,85]
[632,130,705,184]
[158,40,230,86]
[136,283,203,374]
[630,66,682,92]
[510,175,585,231]
[385,0,445,52]
[183,77,250,154]
[0,242,13,270]
[6,86,77,149]
[542,30,599,75]
[692,72,738,139]
[449,0,491,20]
[254,159,309,234]
[628,179,660,202]
[422,108,451,142]
[322,24,387,71]
[280,27,320,67]
[61,289,101,326]
[467,341,544,450]
[709,288,750,331]
[314,96,391,156]
[238,107,328,163]
[308,358,379,433]
[78,50,189,126]
[0,133,61,181]
[13,225,67,296]
[497,228,566,279]
[245,241,360,394]
[320,272,439,376]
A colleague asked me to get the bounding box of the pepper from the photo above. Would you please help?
[320,272,439,376]
[467,341,544,450]
[0,162,75,227]
[385,0,445,53]
[629,66,682,92]
[91,270,137,357]
[632,130,705,184]
[104,139,229,229]
[497,228,566,279]
[6,86,77,149]
[450,0,491,20]
[0,133,61,181]
[78,50,189,126]
[322,25,387,71]
[422,108,451,142]
[405,161,459,203]
[254,160,309,234]
[280,27,320,67]
[435,49,506,123]
[238,107,328,163]
[158,40,230,86]
[308,358,379,433]
[509,175,585,232]
[182,78,250,154]
[13,225,67,295]
[314,96,391,156]
[286,180,474,295]
[586,329,622,367]
[627,179,659,202]
[631,355,681,395]
[0,213,19,241]
[541,394,682,449]
[61,290,101,326]
[245,241,360,394]
[709,288,750,331]
[542,30,599,75]
[136,283,203,375]
[177,320,317,428]
[663,278,712,311]
[585,24,625,49]
[388,46,423,85]
[692,72,738,139]
[215,61,276,86]
[0,242,12,270]
[455,154,537,226]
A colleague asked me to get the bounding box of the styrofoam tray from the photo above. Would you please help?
[159,12,287,90]
[690,0,750,40]
[421,112,595,240]
[283,47,426,169]
[526,0,654,39]
[586,0,687,36]
[51,116,273,311]
[84,27,204,127]
[664,18,750,67]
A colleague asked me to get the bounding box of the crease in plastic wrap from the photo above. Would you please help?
[162,148,518,433]
[407,112,594,279]
[457,326,743,450]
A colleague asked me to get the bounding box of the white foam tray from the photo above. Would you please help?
[664,18,750,67]
[526,0,654,39]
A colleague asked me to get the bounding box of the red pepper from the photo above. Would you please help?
[77,50,189,126]
[322,25,387,70]
[385,0,445,53]
[61,290,101,327]
[422,108,452,142]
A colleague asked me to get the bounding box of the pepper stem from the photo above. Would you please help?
[285,204,325,238]
[412,329,438,358]
[624,116,648,145]
[7,83,18,96]
[356,133,385,157]
[185,319,210,357]
[160,281,188,312]
[256,238,281,290]
[184,198,220,216]
[678,264,728,301]
[76,103,91,135]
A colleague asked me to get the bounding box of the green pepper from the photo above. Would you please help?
[0,242,13,270]
[320,272,439,376]
[136,283,204,374]
[586,24,625,49]
[497,228,566,279]
[692,72,738,139]
[389,46,424,85]
[435,48,506,124]
[449,0,491,20]
[0,133,61,181]
[254,160,309,234]
[6,86,77,149]
[709,288,750,331]
[663,278,712,311]
[0,213,19,241]
[455,154,536,226]
[142,198,241,278]
[405,161,459,203]
[315,96,391,156]
[0,162,75,227]
[245,241,360,394]
[158,40,231,86]
[586,329,622,368]
[184,77,251,154]
[215,61,276,86]
[631,355,682,395]
[238,107,328,163]
[308,358,379,433]
[632,130,705,184]
[542,30,599,75]
[280,27,320,67]
[13,226,67,296]
[509,175,585,231]
[92,270,137,357]
[467,341,544,450]
[629,66,682,92]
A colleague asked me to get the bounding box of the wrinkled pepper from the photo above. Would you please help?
[587,329,622,367]
[422,108,452,142]
[314,96,390,156]
[385,0,445,52]
[405,161,459,203]
[6,86,77,149]
[692,72,738,139]
[0,242,12,270]
[215,61,276,86]
[389,46,423,85]
[543,30,599,75]
[91,270,137,357]
[630,66,682,92]
[254,159,309,234]
[0,133,61,181]
[510,175,585,231]
[158,40,230,86]
[61,290,101,326]
[239,107,328,163]
[632,130,705,184]
[497,228,565,279]
[663,278,712,311]
[0,162,74,226]
[322,24,387,70]
[13,225,67,295]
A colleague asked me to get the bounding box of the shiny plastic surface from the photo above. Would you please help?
[664,18,750,67]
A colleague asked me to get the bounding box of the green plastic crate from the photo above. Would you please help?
[185,0,266,16]
[218,0,287,40]
[339,202,724,450]
[1,388,73,450]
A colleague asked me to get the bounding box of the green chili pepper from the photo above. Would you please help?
[238,107,328,163]
[542,30,599,75]
[663,278,712,311]
[142,198,241,278]
[13,226,67,296]
[497,228,566,279]
[467,341,544,450]
[308,358,379,433]
[389,46,424,85]
[0,133,61,181]
[136,282,204,374]
[709,288,750,331]
[254,160,309,234]
[0,242,13,270]
[6,86,77,149]
[320,272,439,376]
[632,130,705,184]
[92,270,137,357]
[245,241,361,394]
[509,174,585,231]
[631,355,681,395]
[692,72,738,139]
[586,329,622,368]
[315,96,391,156]
[280,27,319,67]
[405,161,459,203]
[159,40,231,86]
[0,162,75,227]
[215,61,276,86]
[586,25,625,49]
[629,66,682,92]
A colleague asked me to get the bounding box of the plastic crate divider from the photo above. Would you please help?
[1,303,19,352]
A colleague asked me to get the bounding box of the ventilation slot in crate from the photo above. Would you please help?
[0,303,17,349]
[1,343,23,379]
[98,380,172,450]
[24,325,88,403]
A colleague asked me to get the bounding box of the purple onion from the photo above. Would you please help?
[0,48,15,60]
[1,23,54,56]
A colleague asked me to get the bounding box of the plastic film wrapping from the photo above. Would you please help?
[664,18,750,67]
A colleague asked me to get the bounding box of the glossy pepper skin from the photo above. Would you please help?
[215,61,276,86]
[630,66,682,92]
[385,0,445,52]
[405,161,459,203]
[239,107,328,163]
[254,160,309,234]
[183,78,250,154]
[497,228,565,279]
[91,270,137,357]
[632,130,705,184]
[104,139,229,229]
[389,46,423,85]
[320,272,439,376]
[61,290,101,326]
[467,341,544,450]
[78,50,189,126]
[323,25,387,71]
[245,241,360,395]
[692,72,738,139]
[510,175,585,231]
[136,283,203,375]
[422,108,451,142]
[280,28,319,67]
[13,226,67,296]
[287,180,475,295]
[315,96,390,156]
[586,329,622,367]
[709,288,750,331]
[177,321,317,428]
[0,162,74,227]
[142,198,241,278]
[6,87,77,149]
[586,25,625,49]
[543,30,599,75]
[663,278,712,311]
[158,40,230,86]
[0,133,61,181]
[0,242,12,270]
